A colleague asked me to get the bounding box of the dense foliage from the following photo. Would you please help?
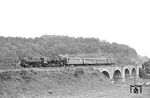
[142,59,150,73]
[0,35,140,64]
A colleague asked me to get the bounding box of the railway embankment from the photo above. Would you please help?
[0,67,114,98]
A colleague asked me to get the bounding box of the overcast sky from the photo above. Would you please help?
[0,0,150,57]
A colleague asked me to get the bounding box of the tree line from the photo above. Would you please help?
[0,35,143,64]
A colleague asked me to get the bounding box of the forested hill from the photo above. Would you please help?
[0,35,145,64]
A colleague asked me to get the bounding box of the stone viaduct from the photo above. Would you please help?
[93,65,142,83]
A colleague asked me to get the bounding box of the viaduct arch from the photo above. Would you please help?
[125,68,130,78]
[113,70,122,83]
[102,71,110,79]
[94,65,142,83]
[131,68,136,76]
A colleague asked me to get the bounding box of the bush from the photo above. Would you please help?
[0,71,12,81]
[139,68,150,79]
[74,68,84,78]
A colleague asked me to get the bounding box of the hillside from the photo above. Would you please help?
[0,35,145,65]
[0,67,114,98]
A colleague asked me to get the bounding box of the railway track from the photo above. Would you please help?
[0,66,88,73]
[0,64,110,73]
[0,67,65,73]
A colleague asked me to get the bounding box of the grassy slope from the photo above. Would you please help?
[0,67,113,98]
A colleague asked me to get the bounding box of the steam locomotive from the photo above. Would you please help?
[20,56,67,67]
[20,56,116,68]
